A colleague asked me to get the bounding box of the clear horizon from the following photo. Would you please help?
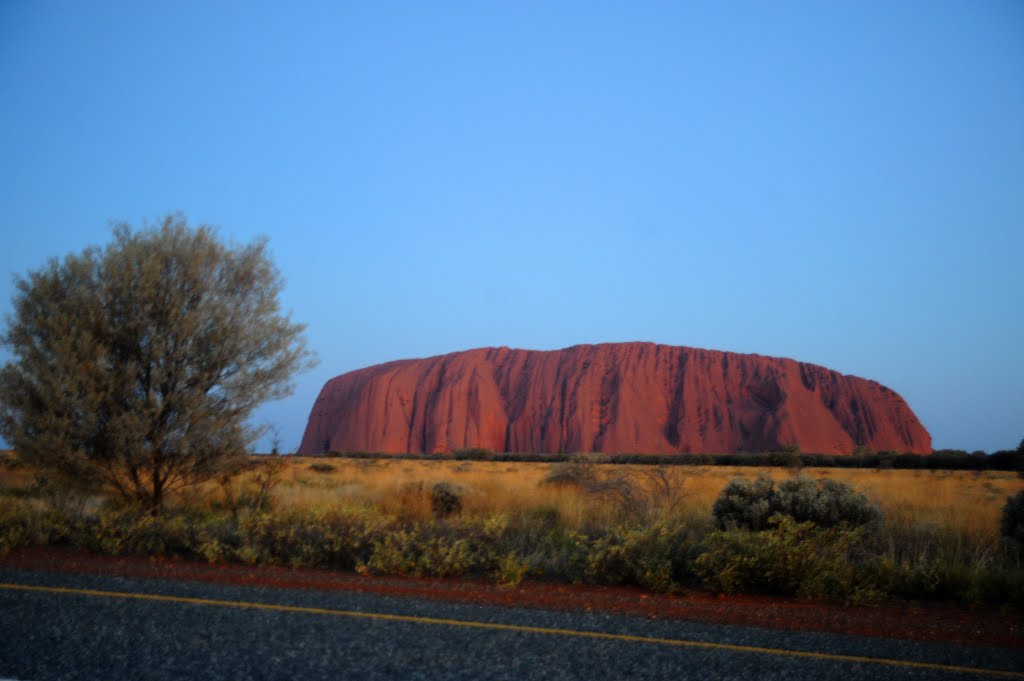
[1,1,1021,453]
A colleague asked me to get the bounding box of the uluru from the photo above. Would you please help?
[298,343,932,456]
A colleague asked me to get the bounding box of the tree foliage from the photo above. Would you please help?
[0,214,314,513]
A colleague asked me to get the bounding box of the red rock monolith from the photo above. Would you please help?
[298,343,931,455]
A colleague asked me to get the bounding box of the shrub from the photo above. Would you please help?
[308,463,336,473]
[541,458,647,523]
[522,525,589,582]
[365,530,476,578]
[712,473,880,530]
[711,473,777,530]
[774,475,881,528]
[583,521,694,592]
[542,461,599,488]
[82,506,193,556]
[0,498,51,553]
[453,447,494,460]
[1001,491,1024,554]
[496,552,530,587]
[886,560,975,603]
[194,513,243,563]
[636,466,688,518]
[694,515,882,602]
[237,507,380,569]
[430,482,463,519]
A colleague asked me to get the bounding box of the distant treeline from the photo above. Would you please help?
[311,447,1024,472]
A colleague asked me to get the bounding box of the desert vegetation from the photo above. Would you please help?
[1,451,1022,607]
[0,217,314,515]
[2,222,1020,609]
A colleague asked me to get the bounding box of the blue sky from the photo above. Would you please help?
[1,1,1021,453]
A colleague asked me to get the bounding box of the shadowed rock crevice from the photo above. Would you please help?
[664,351,688,448]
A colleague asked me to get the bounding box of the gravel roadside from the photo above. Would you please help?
[1,546,1020,649]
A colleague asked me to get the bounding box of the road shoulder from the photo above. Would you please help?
[1,546,1019,649]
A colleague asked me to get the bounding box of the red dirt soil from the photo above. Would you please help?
[299,342,931,456]
[2,547,1016,649]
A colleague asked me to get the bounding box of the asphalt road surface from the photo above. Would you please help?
[0,567,1021,680]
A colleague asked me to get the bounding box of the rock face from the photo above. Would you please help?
[298,343,931,455]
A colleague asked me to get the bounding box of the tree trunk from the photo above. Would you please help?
[151,472,163,517]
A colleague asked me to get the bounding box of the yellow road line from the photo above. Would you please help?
[2,582,1020,678]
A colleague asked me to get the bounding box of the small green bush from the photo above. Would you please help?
[1001,491,1024,554]
[499,514,588,582]
[886,561,975,602]
[711,473,777,530]
[0,498,50,553]
[541,459,644,524]
[712,473,880,530]
[694,515,882,602]
[238,508,379,569]
[583,521,692,592]
[453,447,494,460]
[496,552,529,586]
[542,462,599,488]
[775,475,881,528]
[430,482,463,519]
[81,507,193,556]
[364,529,476,577]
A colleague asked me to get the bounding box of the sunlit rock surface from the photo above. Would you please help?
[299,343,931,455]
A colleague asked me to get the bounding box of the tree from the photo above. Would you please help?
[0,214,315,514]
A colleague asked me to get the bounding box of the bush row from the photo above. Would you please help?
[3,486,1024,607]
[318,448,1024,472]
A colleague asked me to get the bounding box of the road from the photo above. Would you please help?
[0,567,1021,680]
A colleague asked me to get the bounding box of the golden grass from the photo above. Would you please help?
[2,453,1020,539]
[253,458,1023,538]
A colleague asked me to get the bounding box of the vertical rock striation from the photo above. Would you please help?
[298,343,931,455]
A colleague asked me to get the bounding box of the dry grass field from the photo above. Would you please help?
[5,451,1018,538]
[221,457,1023,540]
[3,451,1022,604]
[3,451,1021,541]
